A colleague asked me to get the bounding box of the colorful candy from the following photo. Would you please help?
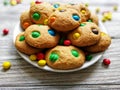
[71,50,79,57]
[35,0,42,4]
[64,40,71,46]
[3,28,9,35]
[19,35,25,41]
[2,61,11,70]
[50,17,56,23]
[32,13,41,20]
[10,0,17,6]
[73,33,80,39]
[30,54,37,61]
[38,60,46,66]
[81,10,86,14]
[44,19,48,25]
[36,53,45,60]
[49,53,59,62]
[72,14,80,21]
[86,55,93,61]
[48,29,56,36]
[32,31,40,38]
[80,23,86,26]
[53,4,60,8]
[59,37,65,45]
[23,22,30,29]
[95,7,100,13]
[3,0,9,5]
[113,5,118,11]
[103,58,111,65]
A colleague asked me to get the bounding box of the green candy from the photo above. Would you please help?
[19,35,25,41]
[87,19,92,22]
[71,50,79,57]
[49,53,59,62]
[32,12,41,20]
[31,31,40,38]
[86,55,93,61]
[80,23,86,26]
[59,37,65,45]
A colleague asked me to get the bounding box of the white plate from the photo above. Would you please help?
[13,21,107,73]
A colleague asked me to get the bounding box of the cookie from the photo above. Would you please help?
[65,3,91,21]
[67,22,101,47]
[24,25,60,48]
[87,13,99,25]
[85,32,111,53]
[20,11,33,30]
[30,2,54,24]
[15,32,41,55]
[48,8,82,32]
[45,46,85,70]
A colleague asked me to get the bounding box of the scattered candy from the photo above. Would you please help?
[64,40,71,46]
[85,3,89,7]
[113,5,118,11]
[38,60,46,66]
[49,53,59,62]
[103,58,111,65]
[95,7,100,13]
[71,50,79,57]
[81,10,86,14]
[73,33,80,39]
[86,55,93,61]
[72,14,80,21]
[50,17,56,23]
[30,54,37,61]
[36,53,45,60]
[102,17,107,22]
[16,0,22,4]
[30,0,35,5]
[44,19,48,25]
[2,61,11,70]
[53,4,60,8]
[3,28,9,35]
[10,0,17,6]
[102,12,112,22]
[3,0,9,5]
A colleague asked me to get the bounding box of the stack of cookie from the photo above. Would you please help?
[15,2,111,70]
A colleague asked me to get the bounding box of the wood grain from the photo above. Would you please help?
[0,0,120,89]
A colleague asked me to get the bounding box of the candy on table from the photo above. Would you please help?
[85,3,89,7]
[103,58,111,65]
[10,0,17,6]
[3,28,9,35]
[113,5,118,11]
[38,60,46,66]
[64,40,71,46]
[2,61,11,70]
[102,11,112,22]
[29,54,37,61]
[95,7,100,13]
[30,0,35,5]
[3,0,9,5]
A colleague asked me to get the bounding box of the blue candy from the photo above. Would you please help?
[53,4,59,8]
[48,29,56,36]
[72,14,80,21]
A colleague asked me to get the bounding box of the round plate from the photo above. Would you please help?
[13,21,107,73]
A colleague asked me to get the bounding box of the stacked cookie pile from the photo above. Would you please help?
[15,2,111,70]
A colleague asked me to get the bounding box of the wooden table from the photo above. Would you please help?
[0,0,120,89]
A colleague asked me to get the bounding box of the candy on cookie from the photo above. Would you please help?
[15,32,42,55]
[68,22,101,47]
[24,25,60,48]
[45,46,85,70]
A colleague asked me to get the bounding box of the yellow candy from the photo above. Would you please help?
[73,33,80,39]
[29,55,37,61]
[95,8,100,13]
[2,61,11,70]
[102,17,107,22]
[113,6,118,11]
[30,0,35,5]
[10,0,17,6]
[44,19,48,25]
[57,7,62,11]
[101,32,106,36]
[38,60,46,66]
[85,3,89,7]
[81,10,86,14]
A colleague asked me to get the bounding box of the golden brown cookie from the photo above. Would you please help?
[15,32,41,55]
[24,25,60,48]
[20,11,33,30]
[48,8,83,32]
[45,46,85,70]
[87,13,99,25]
[85,32,111,53]
[67,22,101,47]
[65,3,91,21]
[30,2,54,24]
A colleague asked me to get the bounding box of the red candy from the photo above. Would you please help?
[3,28,9,35]
[64,40,71,46]
[103,58,111,65]
[36,53,45,60]
[35,0,42,4]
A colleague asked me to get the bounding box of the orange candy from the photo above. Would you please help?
[23,22,30,29]
[50,17,56,23]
